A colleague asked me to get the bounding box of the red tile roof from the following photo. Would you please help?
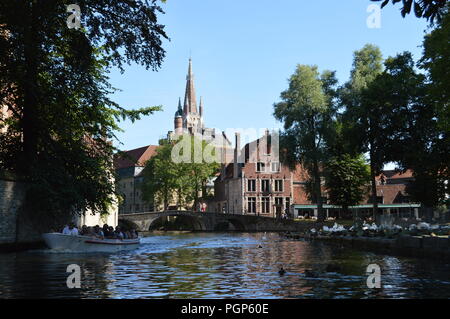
[362,183,411,204]
[114,145,159,169]
[377,169,414,180]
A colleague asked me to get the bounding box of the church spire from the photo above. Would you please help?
[183,58,197,114]
[199,96,203,117]
[175,97,183,117]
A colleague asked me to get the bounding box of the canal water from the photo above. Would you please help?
[1,232,450,299]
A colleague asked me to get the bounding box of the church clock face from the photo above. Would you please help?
[187,114,199,125]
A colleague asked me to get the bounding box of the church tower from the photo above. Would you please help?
[174,97,183,134]
[169,58,231,149]
[174,58,204,135]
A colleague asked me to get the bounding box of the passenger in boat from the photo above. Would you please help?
[102,224,111,237]
[114,226,124,239]
[83,226,94,236]
[107,226,115,238]
[63,223,79,236]
[80,225,88,235]
[130,229,138,239]
[94,225,104,239]
[62,225,70,235]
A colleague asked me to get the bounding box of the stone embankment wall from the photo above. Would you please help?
[308,235,450,261]
[0,178,44,251]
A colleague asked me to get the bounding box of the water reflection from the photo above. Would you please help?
[0,233,449,299]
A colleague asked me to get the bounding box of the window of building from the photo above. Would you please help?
[271,162,280,172]
[261,197,270,214]
[257,162,266,172]
[275,197,283,216]
[275,197,283,206]
[261,179,270,192]
[247,197,256,214]
[247,179,256,192]
[274,180,283,192]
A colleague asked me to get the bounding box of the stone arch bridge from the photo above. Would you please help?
[119,211,309,232]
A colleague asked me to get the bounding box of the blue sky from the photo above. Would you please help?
[109,0,429,151]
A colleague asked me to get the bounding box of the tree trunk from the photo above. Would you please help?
[22,2,40,177]
[343,206,350,220]
[163,192,169,211]
[313,158,325,222]
[177,188,182,210]
[369,151,379,221]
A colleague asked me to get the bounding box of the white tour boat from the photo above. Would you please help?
[42,232,140,253]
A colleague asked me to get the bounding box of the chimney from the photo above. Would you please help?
[265,129,271,155]
[233,132,241,179]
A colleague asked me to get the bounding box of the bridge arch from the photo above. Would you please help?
[148,213,206,231]
[118,218,140,231]
[213,218,246,231]
[119,211,303,233]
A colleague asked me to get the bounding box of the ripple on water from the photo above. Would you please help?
[1,232,450,298]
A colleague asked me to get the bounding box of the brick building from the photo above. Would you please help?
[213,130,419,219]
[212,130,310,217]
[292,169,419,219]
[115,145,159,214]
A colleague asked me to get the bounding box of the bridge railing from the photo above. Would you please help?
[119,210,287,221]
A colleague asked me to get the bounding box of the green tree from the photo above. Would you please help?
[418,6,450,206]
[363,49,448,210]
[371,0,447,23]
[141,135,220,211]
[368,53,428,206]
[0,1,168,226]
[420,4,450,142]
[341,44,385,219]
[141,142,175,211]
[374,10,449,209]
[274,65,338,222]
[324,154,371,218]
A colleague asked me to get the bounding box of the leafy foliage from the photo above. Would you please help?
[390,9,450,207]
[0,1,168,225]
[340,44,385,217]
[417,6,450,205]
[141,135,220,211]
[324,154,371,211]
[274,65,338,221]
[420,4,450,134]
[371,0,448,23]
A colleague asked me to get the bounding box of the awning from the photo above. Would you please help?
[293,203,421,210]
